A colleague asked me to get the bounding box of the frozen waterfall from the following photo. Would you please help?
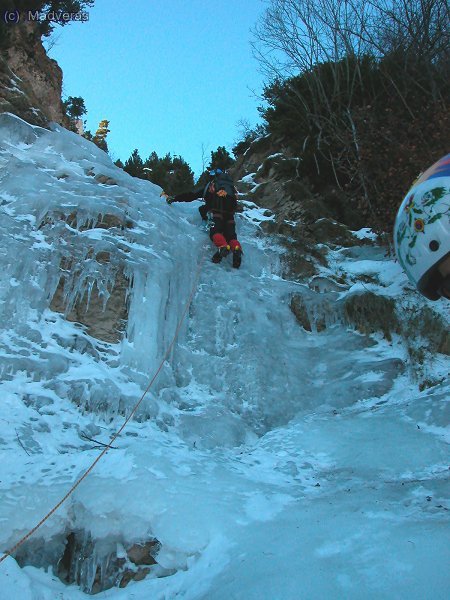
[0,114,448,599]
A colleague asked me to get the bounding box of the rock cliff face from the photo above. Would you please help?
[232,135,449,389]
[231,136,368,282]
[232,135,364,232]
[0,21,66,126]
[48,212,133,344]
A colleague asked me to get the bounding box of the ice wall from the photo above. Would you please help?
[0,113,198,416]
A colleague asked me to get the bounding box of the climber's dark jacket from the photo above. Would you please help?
[173,186,238,219]
[172,185,241,251]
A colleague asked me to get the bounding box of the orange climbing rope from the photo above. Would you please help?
[0,248,208,564]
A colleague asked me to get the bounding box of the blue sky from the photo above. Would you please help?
[46,0,267,179]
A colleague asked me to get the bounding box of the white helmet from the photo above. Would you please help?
[394,154,450,300]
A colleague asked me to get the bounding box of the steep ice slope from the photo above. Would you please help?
[0,114,448,599]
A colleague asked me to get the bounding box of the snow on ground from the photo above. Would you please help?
[0,114,449,599]
[351,227,379,241]
[240,173,257,184]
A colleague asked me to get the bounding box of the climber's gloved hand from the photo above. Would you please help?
[160,191,175,204]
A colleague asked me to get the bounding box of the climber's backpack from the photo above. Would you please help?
[204,172,237,213]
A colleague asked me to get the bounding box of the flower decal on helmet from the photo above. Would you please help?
[414,218,425,233]
[396,185,449,267]
[405,195,414,213]
[394,154,450,299]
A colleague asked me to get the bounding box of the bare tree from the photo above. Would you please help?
[350,0,450,103]
[236,118,252,140]
[251,0,449,221]
[251,0,374,78]
[351,0,450,61]
[253,0,449,76]
[252,1,374,189]
[200,143,208,174]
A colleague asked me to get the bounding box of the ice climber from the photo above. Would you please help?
[162,169,243,269]
[394,153,450,300]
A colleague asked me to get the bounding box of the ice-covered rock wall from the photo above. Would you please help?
[0,113,198,417]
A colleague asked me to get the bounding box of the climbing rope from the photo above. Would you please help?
[0,247,208,564]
